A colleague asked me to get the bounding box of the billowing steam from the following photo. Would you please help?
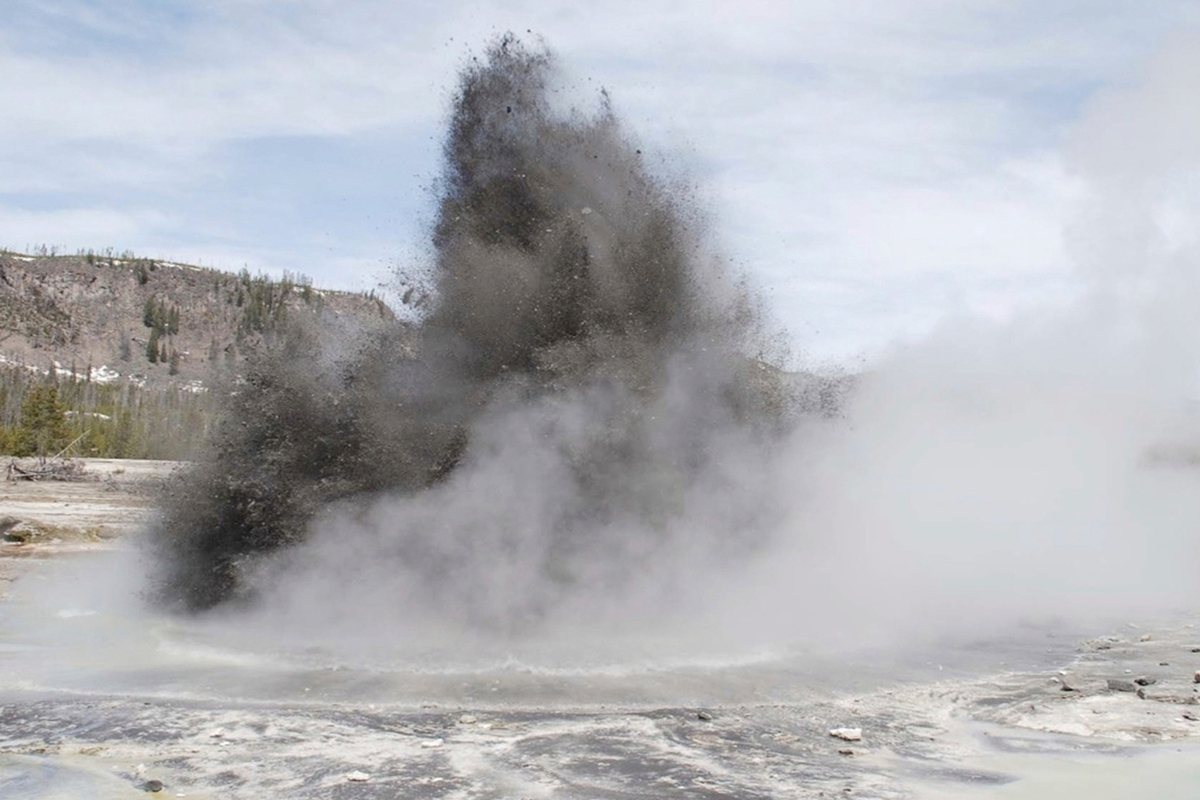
[146,33,1200,654]
[147,35,793,628]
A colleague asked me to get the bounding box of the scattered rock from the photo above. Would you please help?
[1193,671,1200,684]
[1134,677,1157,686]
[2,525,30,544]
[458,714,477,725]
[1107,679,1137,693]
[837,748,854,756]
[696,711,714,721]
[345,771,370,783]
[1056,677,1078,692]
[420,738,444,749]
[1137,688,1147,700]
[1139,634,1152,642]
[1085,637,1119,651]
[142,780,164,793]
[1190,647,1200,653]
[829,727,863,742]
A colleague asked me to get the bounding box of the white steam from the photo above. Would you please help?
[224,34,1200,663]
[0,36,1143,677]
[730,32,1200,648]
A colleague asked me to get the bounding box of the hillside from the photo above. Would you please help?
[0,249,392,387]
[0,249,395,460]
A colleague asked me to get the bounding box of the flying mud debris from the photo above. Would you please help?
[147,35,794,625]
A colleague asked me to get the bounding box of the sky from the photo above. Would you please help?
[1,1,1199,364]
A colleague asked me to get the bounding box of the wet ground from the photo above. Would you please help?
[1,552,1197,800]
[1,466,1198,798]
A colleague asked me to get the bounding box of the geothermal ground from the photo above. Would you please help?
[0,461,1198,799]
[0,459,177,600]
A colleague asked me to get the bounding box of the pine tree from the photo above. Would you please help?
[147,328,160,363]
[13,385,69,457]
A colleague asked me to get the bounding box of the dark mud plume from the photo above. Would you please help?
[147,36,791,626]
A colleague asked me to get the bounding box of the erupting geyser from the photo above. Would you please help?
[147,35,793,627]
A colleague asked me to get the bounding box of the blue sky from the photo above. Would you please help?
[1,1,1198,364]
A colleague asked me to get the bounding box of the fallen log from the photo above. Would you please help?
[5,457,92,482]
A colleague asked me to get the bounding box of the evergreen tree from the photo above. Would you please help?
[13,385,69,457]
[112,408,134,458]
[147,328,161,363]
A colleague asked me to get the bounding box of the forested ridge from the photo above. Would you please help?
[0,248,393,460]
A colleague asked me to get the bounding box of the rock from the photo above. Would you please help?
[345,771,370,782]
[420,738,443,749]
[1107,679,1137,693]
[837,748,854,756]
[696,711,714,721]
[458,714,477,725]
[1134,676,1157,686]
[1139,634,1152,642]
[1137,688,1147,700]
[1193,671,1200,685]
[142,780,164,793]
[1190,647,1200,653]
[2,528,30,544]
[829,727,862,742]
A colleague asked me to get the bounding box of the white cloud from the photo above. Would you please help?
[0,206,170,252]
[2,1,1198,361]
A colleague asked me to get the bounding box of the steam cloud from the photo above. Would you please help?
[146,33,1200,654]
[147,35,795,629]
